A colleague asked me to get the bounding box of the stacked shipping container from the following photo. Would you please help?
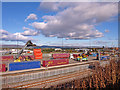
[43,53,70,67]
[0,64,6,72]
[33,49,42,59]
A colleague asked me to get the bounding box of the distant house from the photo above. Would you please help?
[75,48,90,53]
[55,48,62,51]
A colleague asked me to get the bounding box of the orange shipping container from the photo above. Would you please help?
[34,49,42,59]
[34,53,42,59]
[34,49,41,53]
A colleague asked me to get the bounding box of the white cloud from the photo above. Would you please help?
[25,13,38,22]
[21,30,39,36]
[22,27,30,30]
[0,29,9,35]
[32,2,117,40]
[39,2,59,12]
[22,27,40,36]
[94,40,110,45]
[30,22,47,29]
[39,2,80,12]
[0,29,34,42]
[105,29,110,33]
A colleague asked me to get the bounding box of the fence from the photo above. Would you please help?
[2,64,89,85]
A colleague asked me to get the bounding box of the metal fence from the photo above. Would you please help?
[2,64,89,85]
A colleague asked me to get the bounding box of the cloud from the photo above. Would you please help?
[25,13,38,22]
[22,27,40,36]
[39,2,80,12]
[22,27,30,30]
[105,29,110,33]
[39,2,59,12]
[0,29,9,35]
[94,40,110,45]
[31,2,117,40]
[0,29,34,42]
[30,22,47,30]
[21,30,39,36]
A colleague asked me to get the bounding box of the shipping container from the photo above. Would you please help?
[34,49,41,53]
[52,53,70,59]
[34,53,42,59]
[14,55,35,60]
[43,59,69,67]
[24,55,35,60]
[1,56,14,61]
[17,55,35,60]
[34,49,42,59]
[92,53,97,57]
[9,61,41,71]
[0,64,6,72]
[73,54,79,58]
[100,56,110,60]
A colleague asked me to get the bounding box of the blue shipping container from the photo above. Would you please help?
[9,61,41,71]
[100,56,107,60]
[92,53,97,57]
[106,56,110,59]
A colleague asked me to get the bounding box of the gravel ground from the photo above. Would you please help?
[2,55,97,68]
[1,53,97,69]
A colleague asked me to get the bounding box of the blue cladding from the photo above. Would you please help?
[9,61,41,71]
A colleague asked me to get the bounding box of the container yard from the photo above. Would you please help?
[0,40,119,89]
[1,1,119,89]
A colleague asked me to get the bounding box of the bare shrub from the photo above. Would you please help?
[51,59,120,89]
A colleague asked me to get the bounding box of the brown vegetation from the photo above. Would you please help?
[50,59,120,89]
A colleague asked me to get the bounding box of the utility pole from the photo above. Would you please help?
[62,37,63,52]
[16,35,18,54]
[17,39,18,54]
[98,49,101,62]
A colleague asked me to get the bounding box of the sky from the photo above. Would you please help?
[1,2,119,47]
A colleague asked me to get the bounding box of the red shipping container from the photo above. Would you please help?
[1,56,14,61]
[73,54,79,58]
[27,51,30,53]
[43,59,69,67]
[52,53,70,59]
[26,55,35,60]
[0,64,6,72]
[20,55,35,60]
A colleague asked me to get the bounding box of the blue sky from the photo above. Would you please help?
[1,2,118,47]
